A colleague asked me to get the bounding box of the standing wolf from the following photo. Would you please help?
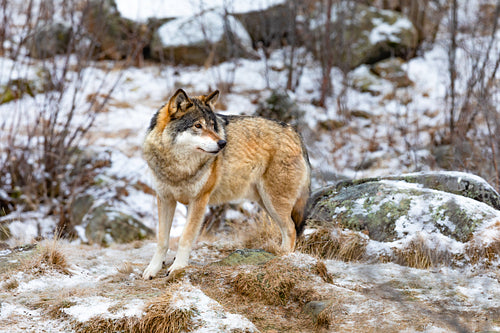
[142,89,310,280]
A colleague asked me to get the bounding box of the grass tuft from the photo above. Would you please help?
[230,259,309,306]
[296,226,367,262]
[21,239,70,275]
[393,236,450,269]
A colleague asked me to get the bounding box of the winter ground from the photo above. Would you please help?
[1,0,500,331]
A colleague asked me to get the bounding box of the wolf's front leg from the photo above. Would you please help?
[166,193,210,278]
[143,195,177,280]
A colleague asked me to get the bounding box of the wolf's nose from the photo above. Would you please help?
[217,140,227,149]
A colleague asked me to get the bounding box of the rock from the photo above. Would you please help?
[254,90,304,126]
[233,4,296,49]
[308,172,500,243]
[212,249,276,266]
[150,9,257,66]
[69,195,95,235]
[81,0,152,61]
[310,4,418,69]
[350,65,387,96]
[303,300,334,321]
[372,57,413,88]
[84,205,154,245]
[26,22,72,59]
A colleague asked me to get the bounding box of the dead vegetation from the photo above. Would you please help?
[297,224,500,269]
[296,226,368,262]
[73,281,196,333]
[20,239,70,275]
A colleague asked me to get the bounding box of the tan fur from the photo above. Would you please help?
[142,89,310,280]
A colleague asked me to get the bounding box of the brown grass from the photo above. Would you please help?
[393,236,450,269]
[73,281,196,333]
[296,226,368,262]
[233,211,283,255]
[313,260,334,284]
[21,240,70,275]
[466,222,500,266]
[2,276,19,291]
[230,258,310,306]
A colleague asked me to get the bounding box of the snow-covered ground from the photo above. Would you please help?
[1,0,499,331]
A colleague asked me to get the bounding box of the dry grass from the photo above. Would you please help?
[393,236,450,269]
[74,317,139,333]
[232,211,283,255]
[466,222,500,266]
[21,240,70,275]
[230,258,311,306]
[73,281,196,333]
[2,276,19,291]
[296,226,368,262]
[313,260,334,284]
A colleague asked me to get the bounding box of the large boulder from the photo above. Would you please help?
[81,0,152,61]
[302,172,500,267]
[308,172,500,243]
[84,204,154,246]
[310,4,418,69]
[150,9,257,66]
[233,4,297,49]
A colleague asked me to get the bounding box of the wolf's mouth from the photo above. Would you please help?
[197,147,220,154]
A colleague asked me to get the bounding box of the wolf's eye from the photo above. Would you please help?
[194,123,202,129]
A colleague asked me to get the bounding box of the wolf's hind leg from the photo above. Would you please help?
[143,195,176,280]
[257,186,296,252]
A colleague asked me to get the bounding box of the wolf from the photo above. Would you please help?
[142,89,311,280]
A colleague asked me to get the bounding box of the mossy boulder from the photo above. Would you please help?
[310,4,418,69]
[84,205,153,245]
[150,9,257,66]
[213,249,276,266]
[308,172,500,243]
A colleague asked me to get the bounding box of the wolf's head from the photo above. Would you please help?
[148,89,226,155]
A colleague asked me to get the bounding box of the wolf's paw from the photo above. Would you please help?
[142,260,163,280]
[165,267,186,282]
[165,260,187,281]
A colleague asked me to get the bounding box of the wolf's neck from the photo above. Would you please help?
[148,145,214,184]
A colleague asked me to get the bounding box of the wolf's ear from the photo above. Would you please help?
[168,89,192,115]
[205,90,219,108]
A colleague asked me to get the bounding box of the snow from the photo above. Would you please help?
[63,297,145,322]
[1,0,500,331]
[172,282,258,332]
[369,17,413,44]
[157,9,252,47]
[116,0,287,21]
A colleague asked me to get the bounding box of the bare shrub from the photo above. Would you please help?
[441,1,500,189]
[0,0,130,236]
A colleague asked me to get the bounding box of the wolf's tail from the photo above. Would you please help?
[291,182,311,237]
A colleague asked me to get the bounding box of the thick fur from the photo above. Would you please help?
[142,89,311,280]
